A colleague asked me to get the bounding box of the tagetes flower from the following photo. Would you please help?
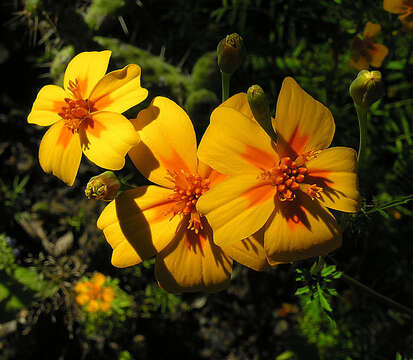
[74,273,115,313]
[349,22,388,70]
[196,77,361,265]
[27,50,148,185]
[97,97,269,293]
[384,0,413,31]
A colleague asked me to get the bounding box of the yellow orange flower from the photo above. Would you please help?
[28,51,148,186]
[349,22,389,70]
[74,272,115,312]
[97,97,269,293]
[384,0,413,31]
[196,77,361,265]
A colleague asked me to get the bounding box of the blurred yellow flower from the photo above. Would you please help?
[74,273,115,313]
[349,22,388,70]
[97,97,269,294]
[27,50,148,186]
[384,0,413,31]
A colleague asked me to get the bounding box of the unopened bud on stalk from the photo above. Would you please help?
[85,171,120,201]
[217,33,246,75]
[350,70,384,108]
[247,85,276,141]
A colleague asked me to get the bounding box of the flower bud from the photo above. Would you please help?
[247,85,276,141]
[85,171,120,201]
[349,70,384,108]
[217,33,246,74]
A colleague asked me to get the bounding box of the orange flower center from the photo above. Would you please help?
[58,79,96,133]
[167,170,210,233]
[261,150,322,201]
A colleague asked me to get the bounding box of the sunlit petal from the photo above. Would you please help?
[97,186,181,268]
[383,0,407,13]
[38,120,82,186]
[198,94,278,176]
[27,85,67,126]
[64,50,111,99]
[221,230,270,271]
[274,77,335,158]
[305,147,361,212]
[363,22,381,39]
[81,111,139,170]
[89,64,148,113]
[155,224,232,293]
[197,174,276,247]
[129,97,198,188]
[264,192,341,265]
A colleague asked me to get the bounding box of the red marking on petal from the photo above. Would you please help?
[241,144,276,170]
[56,125,74,149]
[288,125,310,156]
[93,94,112,111]
[184,226,206,252]
[84,116,107,138]
[159,148,193,175]
[242,183,275,209]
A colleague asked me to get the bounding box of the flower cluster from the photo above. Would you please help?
[29,50,361,293]
[74,272,115,313]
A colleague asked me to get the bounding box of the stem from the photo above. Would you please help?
[355,103,368,165]
[341,273,413,317]
[221,71,231,102]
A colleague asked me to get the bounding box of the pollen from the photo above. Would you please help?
[58,79,96,133]
[166,170,210,233]
[261,150,321,201]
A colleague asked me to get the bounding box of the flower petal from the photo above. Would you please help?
[38,120,82,186]
[64,50,111,99]
[220,92,255,119]
[97,186,182,268]
[363,22,381,40]
[27,85,67,126]
[129,97,198,188]
[155,224,233,293]
[383,0,407,14]
[221,230,270,271]
[197,174,276,247]
[274,77,335,158]
[198,94,278,176]
[305,147,361,212]
[81,111,139,170]
[89,64,148,113]
[264,192,341,265]
[368,44,389,68]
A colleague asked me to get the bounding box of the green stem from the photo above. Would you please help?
[341,273,413,317]
[355,103,368,165]
[221,71,231,102]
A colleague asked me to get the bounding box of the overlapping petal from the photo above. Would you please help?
[155,225,232,293]
[81,111,139,170]
[221,231,270,271]
[27,85,67,126]
[38,120,82,186]
[305,147,360,213]
[197,174,276,247]
[274,77,335,158]
[264,192,341,265]
[198,94,277,176]
[129,97,198,188]
[363,22,381,39]
[97,186,182,268]
[89,64,148,113]
[63,50,111,99]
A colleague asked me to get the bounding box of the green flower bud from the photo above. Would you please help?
[349,70,384,108]
[247,85,276,141]
[85,171,120,201]
[217,33,246,75]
